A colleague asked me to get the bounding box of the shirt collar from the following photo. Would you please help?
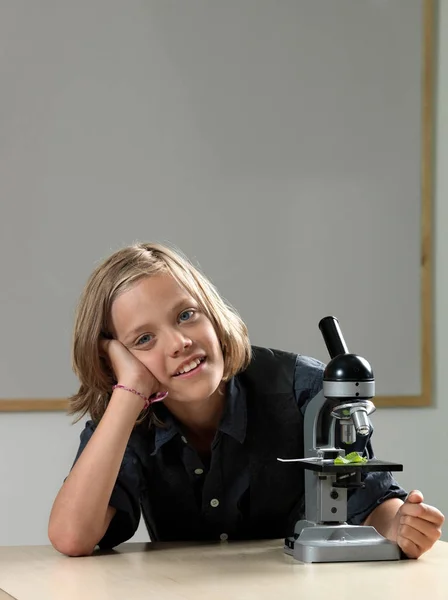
[151,375,247,455]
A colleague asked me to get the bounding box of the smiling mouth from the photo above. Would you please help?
[173,356,206,377]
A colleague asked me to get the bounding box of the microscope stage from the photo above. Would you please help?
[293,458,403,473]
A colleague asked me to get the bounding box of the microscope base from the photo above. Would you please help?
[285,521,401,563]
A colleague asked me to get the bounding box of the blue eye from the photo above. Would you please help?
[136,334,153,346]
[179,310,194,322]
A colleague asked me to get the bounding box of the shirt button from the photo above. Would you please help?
[181,436,187,444]
[210,498,220,508]
[220,533,228,541]
[194,468,204,475]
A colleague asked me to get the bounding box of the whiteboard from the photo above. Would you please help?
[0,0,433,410]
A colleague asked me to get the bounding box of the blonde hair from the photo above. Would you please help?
[69,242,251,425]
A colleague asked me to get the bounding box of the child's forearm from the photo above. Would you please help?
[363,497,404,541]
[48,388,145,556]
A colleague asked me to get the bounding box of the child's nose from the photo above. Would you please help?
[166,329,193,357]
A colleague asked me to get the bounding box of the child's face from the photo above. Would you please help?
[110,273,225,404]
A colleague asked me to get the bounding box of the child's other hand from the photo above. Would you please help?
[100,338,160,398]
[394,490,444,558]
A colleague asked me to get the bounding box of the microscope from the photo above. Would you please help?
[279,316,403,563]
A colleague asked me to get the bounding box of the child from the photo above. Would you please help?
[48,242,444,557]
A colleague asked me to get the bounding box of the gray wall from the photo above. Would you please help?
[1,0,445,545]
[1,0,422,401]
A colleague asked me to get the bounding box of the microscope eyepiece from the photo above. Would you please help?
[319,316,349,359]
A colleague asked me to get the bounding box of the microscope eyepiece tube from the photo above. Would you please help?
[319,316,349,359]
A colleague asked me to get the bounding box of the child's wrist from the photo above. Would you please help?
[113,383,150,408]
[113,382,167,409]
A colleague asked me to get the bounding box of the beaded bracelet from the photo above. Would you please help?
[112,384,168,409]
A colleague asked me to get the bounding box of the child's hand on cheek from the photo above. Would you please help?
[101,338,162,399]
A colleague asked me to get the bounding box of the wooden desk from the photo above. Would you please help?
[1,540,447,600]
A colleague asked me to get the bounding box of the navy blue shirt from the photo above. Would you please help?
[73,354,407,548]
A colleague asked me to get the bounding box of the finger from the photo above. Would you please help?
[400,502,445,525]
[400,515,443,541]
[398,523,433,558]
[398,535,421,560]
[406,490,424,504]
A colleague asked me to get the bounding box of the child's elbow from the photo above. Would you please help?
[48,524,96,557]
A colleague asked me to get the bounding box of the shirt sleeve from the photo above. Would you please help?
[71,420,142,549]
[293,354,325,413]
[346,435,408,525]
[292,355,408,524]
